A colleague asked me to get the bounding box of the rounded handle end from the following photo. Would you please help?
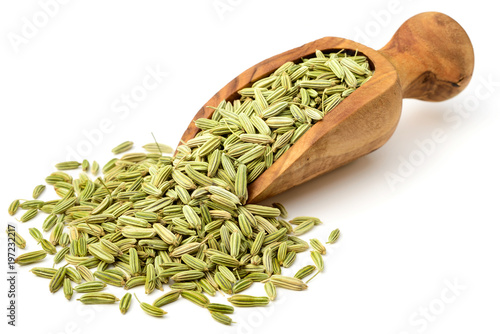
[380,12,474,101]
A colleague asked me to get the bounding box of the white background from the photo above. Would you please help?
[1,1,498,333]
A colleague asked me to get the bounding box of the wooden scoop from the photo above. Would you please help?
[179,12,474,203]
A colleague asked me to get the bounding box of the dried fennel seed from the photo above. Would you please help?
[119,293,132,314]
[134,294,167,317]
[8,199,20,216]
[210,311,234,325]
[33,185,46,199]
[10,49,356,324]
[6,227,26,249]
[112,141,134,155]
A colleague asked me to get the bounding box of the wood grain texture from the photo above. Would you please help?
[379,11,474,101]
[178,12,474,203]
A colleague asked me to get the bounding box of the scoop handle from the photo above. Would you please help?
[379,12,474,101]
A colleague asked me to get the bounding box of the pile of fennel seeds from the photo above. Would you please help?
[7,48,370,324]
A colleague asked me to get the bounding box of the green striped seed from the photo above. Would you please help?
[245,204,280,217]
[32,185,46,199]
[50,222,64,245]
[272,203,288,218]
[171,270,204,282]
[218,265,236,284]
[170,242,201,258]
[210,312,234,326]
[66,267,83,284]
[78,292,119,304]
[55,161,81,170]
[153,290,180,308]
[210,254,240,268]
[87,244,115,264]
[8,200,20,216]
[206,303,234,314]
[182,205,202,229]
[310,250,324,272]
[250,231,265,256]
[181,254,208,271]
[59,233,70,247]
[292,220,316,236]
[74,281,107,293]
[52,198,76,215]
[326,228,340,244]
[277,242,287,264]
[233,278,253,294]
[41,215,57,232]
[306,251,325,283]
[310,238,326,255]
[181,290,210,307]
[282,251,297,268]
[94,270,125,287]
[100,239,122,256]
[15,250,47,265]
[234,164,248,204]
[270,275,308,291]
[20,209,38,222]
[112,141,134,154]
[172,170,196,190]
[64,278,73,300]
[54,247,70,264]
[142,143,173,154]
[289,216,322,225]
[76,265,95,282]
[264,281,277,301]
[91,161,99,175]
[30,267,57,279]
[245,273,269,282]
[82,159,90,172]
[124,276,147,290]
[40,239,57,255]
[49,266,67,293]
[214,272,233,294]
[6,228,26,249]
[120,227,156,239]
[118,216,150,228]
[227,295,269,307]
[145,263,156,294]
[119,293,132,314]
[229,232,241,258]
[294,265,316,280]
[135,294,167,317]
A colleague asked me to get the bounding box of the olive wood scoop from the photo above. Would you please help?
[179,12,474,203]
